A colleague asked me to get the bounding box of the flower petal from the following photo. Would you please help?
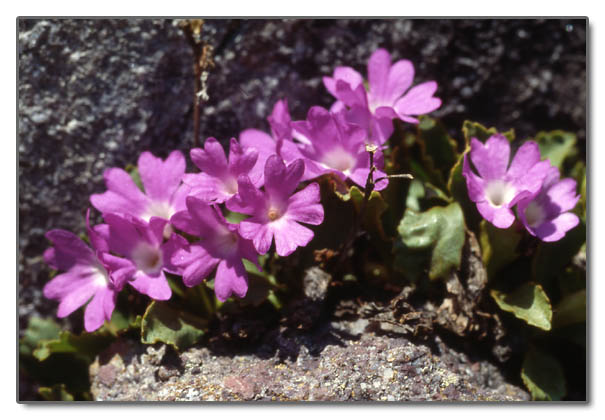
[129,270,171,300]
[273,220,314,257]
[386,59,414,103]
[511,160,551,198]
[44,229,96,270]
[226,175,266,215]
[84,288,115,332]
[534,212,580,242]
[184,172,230,203]
[476,201,516,229]
[462,154,486,202]
[323,66,364,98]
[214,259,248,301]
[287,183,324,225]
[56,281,98,318]
[43,265,103,301]
[172,242,220,287]
[161,233,189,275]
[506,141,542,181]
[138,150,185,202]
[268,99,292,142]
[394,81,441,117]
[228,138,258,177]
[368,48,391,104]
[99,253,136,290]
[264,156,304,201]
[469,135,511,180]
[545,178,580,214]
[102,213,143,257]
[190,137,229,176]
[335,80,368,109]
[239,219,273,255]
[90,168,149,217]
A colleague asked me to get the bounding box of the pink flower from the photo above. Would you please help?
[170,197,259,301]
[462,135,551,229]
[227,155,324,257]
[90,150,190,228]
[323,48,441,144]
[43,210,132,332]
[517,165,580,242]
[290,106,389,190]
[95,214,183,301]
[183,137,260,204]
[240,99,306,184]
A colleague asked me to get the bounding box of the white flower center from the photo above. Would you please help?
[524,201,546,228]
[321,148,356,174]
[485,180,516,208]
[222,176,238,196]
[141,201,174,222]
[91,265,110,288]
[131,242,163,275]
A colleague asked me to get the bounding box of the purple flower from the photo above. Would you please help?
[240,99,306,184]
[323,48,441,144]
[96,213,183,301]
[183,137,260,204]
[517,165,580,242]
[91,151,190,231]
[462,135,551,229]
[290,106,389,190]
[170,197,259,301]
[227,155,324,257]
[43,210,131,332]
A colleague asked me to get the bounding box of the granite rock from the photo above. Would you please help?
[89,318,530,401]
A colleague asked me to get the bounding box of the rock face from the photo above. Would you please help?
[90,320,529,401]
[19,19,193,329]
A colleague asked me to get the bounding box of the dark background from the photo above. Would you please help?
[18,18,586,333]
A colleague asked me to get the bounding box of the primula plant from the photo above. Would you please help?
[22,41,586,402]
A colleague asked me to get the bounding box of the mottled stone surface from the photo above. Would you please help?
[89,319,529,401]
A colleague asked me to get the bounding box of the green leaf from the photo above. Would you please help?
[532,221,586,285]
[140,301,207,350]
[479,220,522,278]
[100,310,143,337]
[38,383,75,401]
[406,179,425,212]
[534,130,577,169]
[462,120,515,144]
[397,202,465,280]
[349,186,388,239]
[33,329,114,363]
[490,283,552,330]
[19,317,61,357]
[392,241,431,284]
[553,289,586,328]
[521,347,566,401]
[417,116,459,187]
[225,210,248,224]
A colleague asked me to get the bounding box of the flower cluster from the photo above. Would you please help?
[462,134,580,241]
[43,48,442,331]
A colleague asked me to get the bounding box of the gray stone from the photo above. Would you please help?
[89,323,530,401]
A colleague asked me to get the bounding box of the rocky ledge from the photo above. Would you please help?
[90,318,529,402]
